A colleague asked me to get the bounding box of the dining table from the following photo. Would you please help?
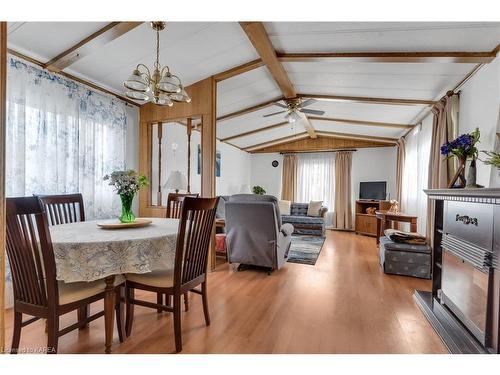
[49,217,180,353]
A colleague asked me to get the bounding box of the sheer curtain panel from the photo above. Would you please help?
[4,56,133,308]
[296,152,335,213]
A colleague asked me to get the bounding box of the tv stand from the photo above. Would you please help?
[355,200,391,237]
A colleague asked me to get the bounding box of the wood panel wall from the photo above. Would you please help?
[1,22,7,353]
[252,135,395,153]
[138,77,217,269]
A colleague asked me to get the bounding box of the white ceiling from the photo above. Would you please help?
[265,22,500,53]
[6,21,500,152]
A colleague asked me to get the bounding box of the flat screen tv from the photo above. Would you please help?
[359,181,387,200]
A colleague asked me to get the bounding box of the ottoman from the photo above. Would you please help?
[379,236,431,279]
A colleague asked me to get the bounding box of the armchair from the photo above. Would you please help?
[225,194,294,271]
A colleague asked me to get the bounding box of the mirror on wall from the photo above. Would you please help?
[149,117,202,206]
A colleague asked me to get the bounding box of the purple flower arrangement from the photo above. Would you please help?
[440,128,480,160]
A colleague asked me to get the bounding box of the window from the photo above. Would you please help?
[401,117,432,233]
[296,152,335,210]
[6,56,131,219]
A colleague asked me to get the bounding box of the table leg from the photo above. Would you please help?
[410,221,417,233]
[376,218,383,244]
[104,275,116,354]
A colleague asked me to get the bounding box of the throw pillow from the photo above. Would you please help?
[307,201,323,217]
[278,200,291,215]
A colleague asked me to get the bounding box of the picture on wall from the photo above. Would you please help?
[198,144,221,177]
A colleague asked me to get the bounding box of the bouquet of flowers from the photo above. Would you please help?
[104,170,149,195]
[103,170,148,222]
[440,128,480,161]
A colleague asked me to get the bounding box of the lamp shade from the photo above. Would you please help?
[164,170,188,191]
[158,73,180,94]
[123,69,149,92]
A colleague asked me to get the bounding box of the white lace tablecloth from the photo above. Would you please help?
[49,218,179,283]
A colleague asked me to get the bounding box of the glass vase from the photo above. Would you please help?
[119,193,136,223]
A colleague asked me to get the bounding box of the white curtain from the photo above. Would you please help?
[401,116,432,234]
[296,152,335,212]
[5,56,132,308]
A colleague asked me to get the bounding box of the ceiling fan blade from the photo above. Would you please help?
[300,108,325,116]
[298,98,317,108]
[273,102,289,109]
[263,110,287,117]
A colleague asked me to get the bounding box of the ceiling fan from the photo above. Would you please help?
[263,98,325,123]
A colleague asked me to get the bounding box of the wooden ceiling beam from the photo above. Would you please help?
[239,22,296,99]
[244,132,309,151]
[308,116,413,129]
[299,113,317,139]
[45,22,143,72]
[217,96,283,122]
[213,59,264,82]
[251,136,394,153]
[240,22,317,138]
[277,50,498,64]
[297,93,435,106]
[316,130,398,144]
[220,121,288,142]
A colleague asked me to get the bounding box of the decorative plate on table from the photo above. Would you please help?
[97,218,153,229]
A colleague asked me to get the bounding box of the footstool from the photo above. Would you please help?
[379,236,431,279]
[215,233,228,260]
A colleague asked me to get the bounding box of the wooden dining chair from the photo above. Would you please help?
[165,193,199,219]
[125,196,219,352]
[161,192,199,311]
[37,193,85,226]
[5,196,126,354]
[37,193,90,328]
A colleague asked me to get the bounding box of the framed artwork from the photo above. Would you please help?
[198,144,221,177]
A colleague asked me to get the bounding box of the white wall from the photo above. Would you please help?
[351,147,398,222]
[250,153,283,197]
[459,55,500,187]
[249,148,398,211]
[216,140,252,196]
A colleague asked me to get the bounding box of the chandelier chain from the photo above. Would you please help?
[155,28,160,70]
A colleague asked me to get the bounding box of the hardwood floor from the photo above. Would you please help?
[3,230,447,354]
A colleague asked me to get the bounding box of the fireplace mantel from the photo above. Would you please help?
[415,189,500,354]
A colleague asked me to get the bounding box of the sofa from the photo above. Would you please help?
[225,194,294,271]
[281,202,328,236]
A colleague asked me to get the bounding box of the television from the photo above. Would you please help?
[359,181,387,200]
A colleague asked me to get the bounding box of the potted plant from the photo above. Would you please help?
[252,185,266,195]
[104,170,149,223]
[440,128,480,188]
[482,150,500,169]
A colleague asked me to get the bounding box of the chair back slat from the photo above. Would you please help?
[166,193,199,219]
[173,197,219,287]
[5,197,58,308]
[37,194,85,226]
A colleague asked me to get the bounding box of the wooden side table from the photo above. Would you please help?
[375,211,418,244]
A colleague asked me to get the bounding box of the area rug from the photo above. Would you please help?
[287,235,325,265]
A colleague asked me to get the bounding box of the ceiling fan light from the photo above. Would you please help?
[290,111,301,122]
[157,73,181,94]
[123,69,149,92]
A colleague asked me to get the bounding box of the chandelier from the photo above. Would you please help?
[123,22,191,106]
